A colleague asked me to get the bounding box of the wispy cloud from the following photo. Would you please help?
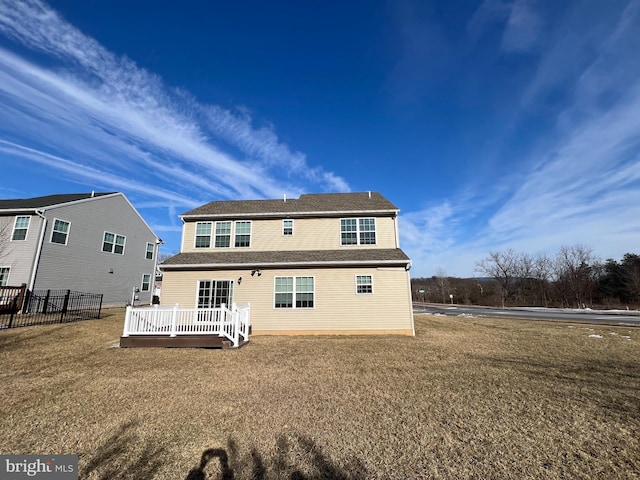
[405,1,640,277]
[468,0,540,52]
[0,0,348,211]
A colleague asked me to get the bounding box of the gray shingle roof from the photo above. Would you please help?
[0,192,116,211]
[161,248,410,269]
[182,192,399,218]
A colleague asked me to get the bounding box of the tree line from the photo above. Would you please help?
[412,245,640,309]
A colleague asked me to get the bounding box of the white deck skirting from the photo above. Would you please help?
[122,303,250,347]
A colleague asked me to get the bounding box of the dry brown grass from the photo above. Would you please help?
[0,310,639,479]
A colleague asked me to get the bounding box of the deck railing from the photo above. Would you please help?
[122,303,250,347]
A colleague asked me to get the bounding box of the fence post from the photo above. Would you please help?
[43,290,51,314]
[60,290,71,323]
[170,304,178,337]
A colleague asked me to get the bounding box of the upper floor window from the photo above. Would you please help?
[275,276,314,309]
[195,222,212,248]
[356,275,373,294]
[0,266,9,287]
[215,221,232,247]
[103,232,126,254]
[145,242,155,260]
[340,218,376,245]
[195,221,252,249]
[283,219,293,236]
[235,221,251,247]
[50,219,70,245]
[12,216,30,241]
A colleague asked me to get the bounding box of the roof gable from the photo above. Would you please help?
[182,192,399,218]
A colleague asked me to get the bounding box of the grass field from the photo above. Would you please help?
[0,309,639,479]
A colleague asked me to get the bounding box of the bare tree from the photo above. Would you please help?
[532,253,553,306]
[553,244,597,308]
[476,249,520,308]
[434,268,449,304]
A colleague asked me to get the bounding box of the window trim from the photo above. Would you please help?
[340,217,377,246]
[274,276,315,309]
[12,215,31,241]
[0,266,10,287]
[234,220,252,248]
[50,218,71,245]
[214,221,232,248]
[145,242,155,260]
[282,219,294,236]
[102,231,126,255]
[355,274,374,294]
[141,273,151,292]
[194,221,212,249]
[195,279,235,315]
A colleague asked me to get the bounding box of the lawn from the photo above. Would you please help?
[0,310,639,479]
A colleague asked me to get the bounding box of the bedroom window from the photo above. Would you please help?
[340,218,376,245]
[195,222,212,248]
[214,221,232,248]
[103,232,126,254]
[234,221,252,247]
[12,216,30,241]
[51,219,70,245]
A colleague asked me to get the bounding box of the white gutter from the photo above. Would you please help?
[180,209,399,220]
[161,259,411,270]
[28,209,47,291]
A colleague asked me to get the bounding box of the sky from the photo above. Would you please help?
[0,0,639,278]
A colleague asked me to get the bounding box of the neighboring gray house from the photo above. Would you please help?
[0,192,161,306]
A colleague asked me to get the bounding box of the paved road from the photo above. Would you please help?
[413,303,640,326]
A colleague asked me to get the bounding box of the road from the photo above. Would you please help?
[413,303,640,327]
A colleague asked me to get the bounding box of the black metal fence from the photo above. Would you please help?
[0,285,103,329]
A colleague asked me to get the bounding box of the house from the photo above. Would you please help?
[159,192,414,336]
[0,192,161,306]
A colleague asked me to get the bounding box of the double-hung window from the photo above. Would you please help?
[51,219,70,245]
[145,242,155,260]
[141,274,151,291]
[283,219,293,236]
[195,222,212,248]
[215,221,232,247]
[103,232,126,254]
[0,267,9,287]
[340,218,376,245]
[356,275,373,294]
[12,216,30,241]
[234,221,251,247]
[275,276,314,309]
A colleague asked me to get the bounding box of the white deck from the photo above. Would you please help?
[122,303,250,348]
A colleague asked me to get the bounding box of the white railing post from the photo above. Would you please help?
[232,303,240,347]
[123,305,132,336]
[170,303,178,337]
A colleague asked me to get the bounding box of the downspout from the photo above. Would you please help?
[406,262,415,336]
[28,209,47,291]
[393,212,400,248]
[152,238,163,303]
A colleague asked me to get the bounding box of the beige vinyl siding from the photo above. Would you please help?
[161,266,413,335]
[181,216,399,253]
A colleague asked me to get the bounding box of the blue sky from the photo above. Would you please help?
[0,0,639,277]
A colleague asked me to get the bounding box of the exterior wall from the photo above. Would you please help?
[161,266,414,335]
[0,214,44,286]
[33,195,158,306]
[181,215,399,253]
